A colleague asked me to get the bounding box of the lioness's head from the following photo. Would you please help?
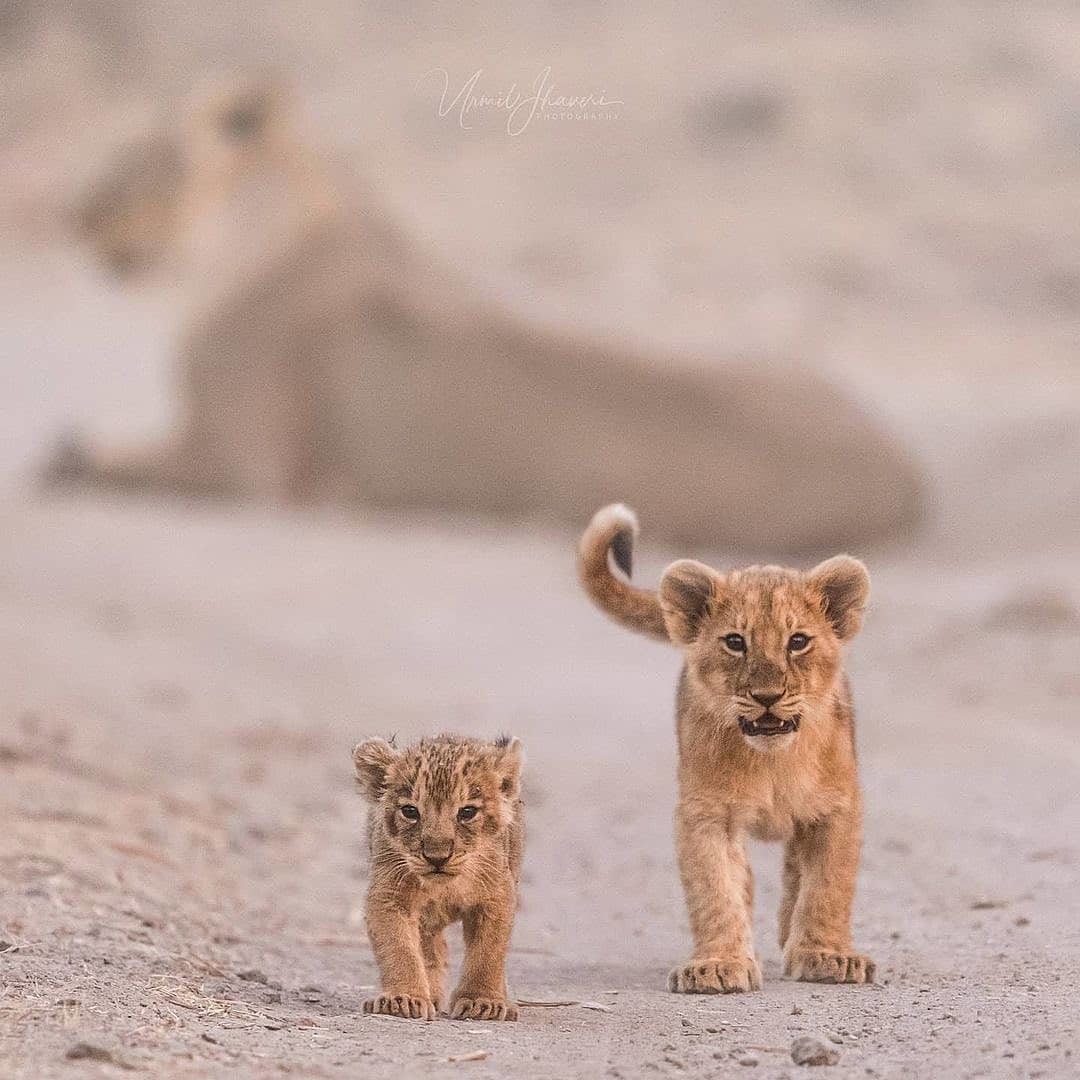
[353,735,523,879]
[660,556,869,751]
[74,77,292,278]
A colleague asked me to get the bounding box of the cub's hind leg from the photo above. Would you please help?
[779,832,803,951]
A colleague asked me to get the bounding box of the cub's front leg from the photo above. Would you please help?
[420,920,449,1013]
[669,809,762,994]
[363,895,437,1020]
[450,890,519,1021]
[783,809,875,985]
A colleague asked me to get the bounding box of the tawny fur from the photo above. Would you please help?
[579,504,876,992]
[61,77,924,553]
[353,734,523,1021]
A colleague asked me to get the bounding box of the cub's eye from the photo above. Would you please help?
[723,633,747,653]
[457,805,479,823]
[788,633,811,653]
[399,804,420,822]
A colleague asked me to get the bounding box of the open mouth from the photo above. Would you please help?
[739,712,800,738]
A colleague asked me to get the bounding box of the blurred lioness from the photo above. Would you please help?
[65,77,923,552]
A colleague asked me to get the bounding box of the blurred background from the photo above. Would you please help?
[1,5,1078,1078]
[4,0,1079,553]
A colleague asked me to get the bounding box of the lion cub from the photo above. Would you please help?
[580,504,876,992]
[353,734,523,1021]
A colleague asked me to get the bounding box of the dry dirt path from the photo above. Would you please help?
[0,496,1076,1079]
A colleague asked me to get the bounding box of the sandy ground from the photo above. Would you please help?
[2,6,1079,1075]
[0,248,1077,1080]
[0,458,1077,1079]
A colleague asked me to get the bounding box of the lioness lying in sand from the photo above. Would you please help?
[65,77,923,552]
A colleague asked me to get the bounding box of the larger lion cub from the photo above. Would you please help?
[580,505,875,992]
[353,735,523,1020]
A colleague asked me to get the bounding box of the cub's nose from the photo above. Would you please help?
[422,844,453,869]
[750,690,783,708]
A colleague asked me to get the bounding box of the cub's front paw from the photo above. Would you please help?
[668,957,763,994]
[363,992,437,1020]
[785,950,875,984]
[450,995,519,1021]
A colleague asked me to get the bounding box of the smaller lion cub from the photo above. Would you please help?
[353,734,524,1021]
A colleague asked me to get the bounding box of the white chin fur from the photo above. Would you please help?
[743,731,799,753]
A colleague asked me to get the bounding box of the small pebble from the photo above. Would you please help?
[791,1036,840,1067]
[65,1043,119,1065]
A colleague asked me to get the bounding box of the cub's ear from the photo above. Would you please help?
[491,736,523,799]
[808,556,870,641]
[659,559,723,645]
[352,738,399,801]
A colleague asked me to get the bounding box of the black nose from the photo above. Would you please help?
[423,850,452,869]
[750,690,783,707]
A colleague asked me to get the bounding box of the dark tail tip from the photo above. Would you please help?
[611,529,634,578]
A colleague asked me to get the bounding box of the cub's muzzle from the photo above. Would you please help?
[738,712,800,738]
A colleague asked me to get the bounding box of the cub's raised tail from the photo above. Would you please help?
[578,504,669,641]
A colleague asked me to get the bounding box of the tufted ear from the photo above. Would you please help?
[808,556,870,641]
[659,559,722,645]
[490,736,523,799]
[352,738,400,801]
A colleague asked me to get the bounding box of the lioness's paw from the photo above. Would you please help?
[785,950,875,984]
[363,993,437,1020]
[450,996,519,1021]
[668,957,763,994]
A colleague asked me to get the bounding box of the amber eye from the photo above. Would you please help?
[399,804,420,822]
[457,805,479,823]
[723,633,747,653]
[788,633,811,653]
